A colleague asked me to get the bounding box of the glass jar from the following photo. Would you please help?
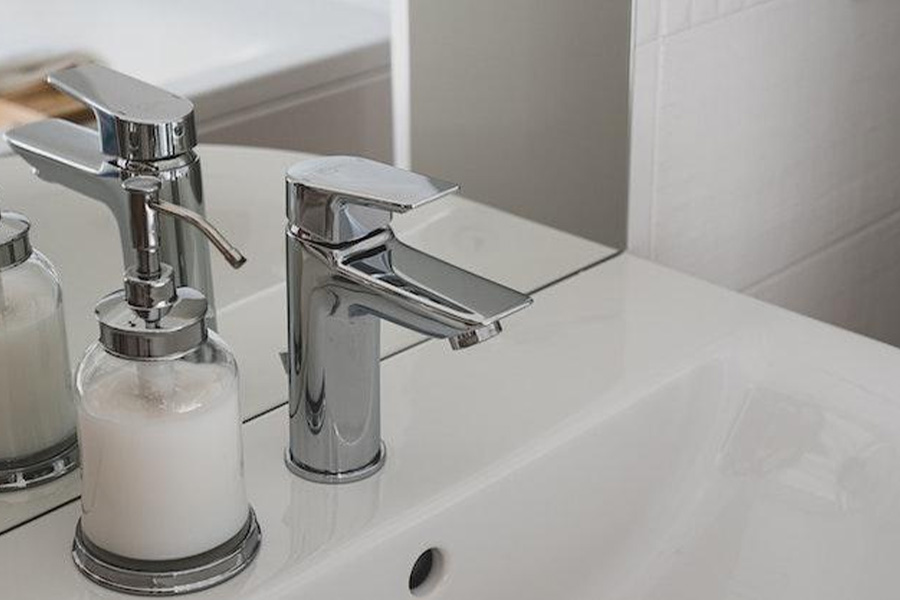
[74,332,250,561]
[0,213,77,491]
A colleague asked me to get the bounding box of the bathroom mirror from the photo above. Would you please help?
[0,0,632,536]
[393,0,633,247]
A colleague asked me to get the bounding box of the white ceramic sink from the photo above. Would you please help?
[5,250,900,599]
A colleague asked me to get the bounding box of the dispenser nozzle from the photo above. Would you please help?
[122,176,246,272]
[151,201,246,269]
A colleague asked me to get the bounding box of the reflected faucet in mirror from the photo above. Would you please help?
[3,64,219,326]
[284,156,533,483]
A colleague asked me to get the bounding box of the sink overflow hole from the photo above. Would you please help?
[409,547,445,596]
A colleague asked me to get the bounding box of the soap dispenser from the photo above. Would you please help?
[0,207,78,491]
[72,176,260,595]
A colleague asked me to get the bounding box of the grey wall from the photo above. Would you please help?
[200,72,393,163]
[405,0,632,247]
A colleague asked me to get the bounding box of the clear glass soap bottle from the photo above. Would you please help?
[0,209,78,491]
[71,177,260,596]
[76,328,247,561]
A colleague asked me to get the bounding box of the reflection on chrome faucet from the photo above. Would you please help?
[283,156,533,483]
[4,64,218,326]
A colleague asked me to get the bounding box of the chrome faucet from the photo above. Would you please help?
[284,156,532,483]
[4,64,218,325]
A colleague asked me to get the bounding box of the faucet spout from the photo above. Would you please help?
[5,119,131,259]
[333,230,531,341]
[449,322,503,350]
[5,119,117,181]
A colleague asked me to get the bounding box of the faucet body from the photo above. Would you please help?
[284,157,531,483]
[4,65,217,324]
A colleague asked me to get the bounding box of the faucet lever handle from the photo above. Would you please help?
[287,156,459,244]
[49,64,196,162]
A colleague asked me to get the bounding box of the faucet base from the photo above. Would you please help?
[284,442,387,484]
[72,507,261,596]
[0,433,79,493]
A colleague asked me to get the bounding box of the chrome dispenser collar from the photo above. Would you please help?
[95,176,246,360]
[0,210,33,270]
[96,288,209,360]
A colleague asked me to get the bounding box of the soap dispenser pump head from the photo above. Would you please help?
[94,175,246,359]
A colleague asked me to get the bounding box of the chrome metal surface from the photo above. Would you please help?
[284,442,387,484]
[72,508,262,596]
[125,175,164,279]
[152,200,246,269]
[285,157,532,481]
[286,155,459,244]
[49,64,196,161]
[123,264,177,311]
[0,210,33,270]
[96,288,209,360]
[3,65,216,324]
[95,176,245,360]
[0,434,78,492]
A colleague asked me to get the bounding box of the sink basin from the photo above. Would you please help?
[4,252,900,599]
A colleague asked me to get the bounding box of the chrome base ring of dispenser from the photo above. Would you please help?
[0,434,79,492]
[72,507,262,596]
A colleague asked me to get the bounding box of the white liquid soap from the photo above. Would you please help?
[77,355,249,560]
[0,253,75,462]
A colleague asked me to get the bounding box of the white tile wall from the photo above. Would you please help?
[629,0,900,346]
